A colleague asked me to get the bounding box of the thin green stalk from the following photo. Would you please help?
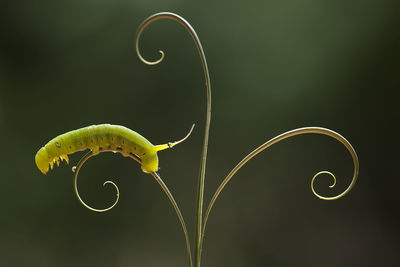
[151,172,193,267]
[135,12,211,267]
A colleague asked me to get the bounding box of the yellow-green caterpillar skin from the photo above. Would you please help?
[35,124,162,174]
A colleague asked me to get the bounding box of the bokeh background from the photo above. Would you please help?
[1,0,399,266]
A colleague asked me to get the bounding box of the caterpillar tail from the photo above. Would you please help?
[154,124,195,152]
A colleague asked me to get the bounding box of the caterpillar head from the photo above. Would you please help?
[35,147,51,174]
[35,147,69,174]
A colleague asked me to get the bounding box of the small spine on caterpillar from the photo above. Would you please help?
[35,124,194,175]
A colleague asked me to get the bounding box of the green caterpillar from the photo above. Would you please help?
[35,124,193,174]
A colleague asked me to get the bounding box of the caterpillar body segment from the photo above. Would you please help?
[35,124,194,175]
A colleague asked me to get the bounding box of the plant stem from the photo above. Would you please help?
[188,21,211,267]
[151,172,193,267]
[135,12,212,267]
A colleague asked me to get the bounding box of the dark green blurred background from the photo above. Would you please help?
[1,0,399,266]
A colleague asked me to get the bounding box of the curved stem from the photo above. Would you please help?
[72,149,193,267]
[150,172,193,267]
[201,127,359,248]
[136,12,212,267]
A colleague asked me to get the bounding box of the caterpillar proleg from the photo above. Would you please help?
[35,124,194,174]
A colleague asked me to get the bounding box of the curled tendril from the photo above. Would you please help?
[72,149,141,212]
[311,170,337,198]
[71,148,193,267]
[135,12,210,82]
[201,127,359,245]
[73,151,118,212]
